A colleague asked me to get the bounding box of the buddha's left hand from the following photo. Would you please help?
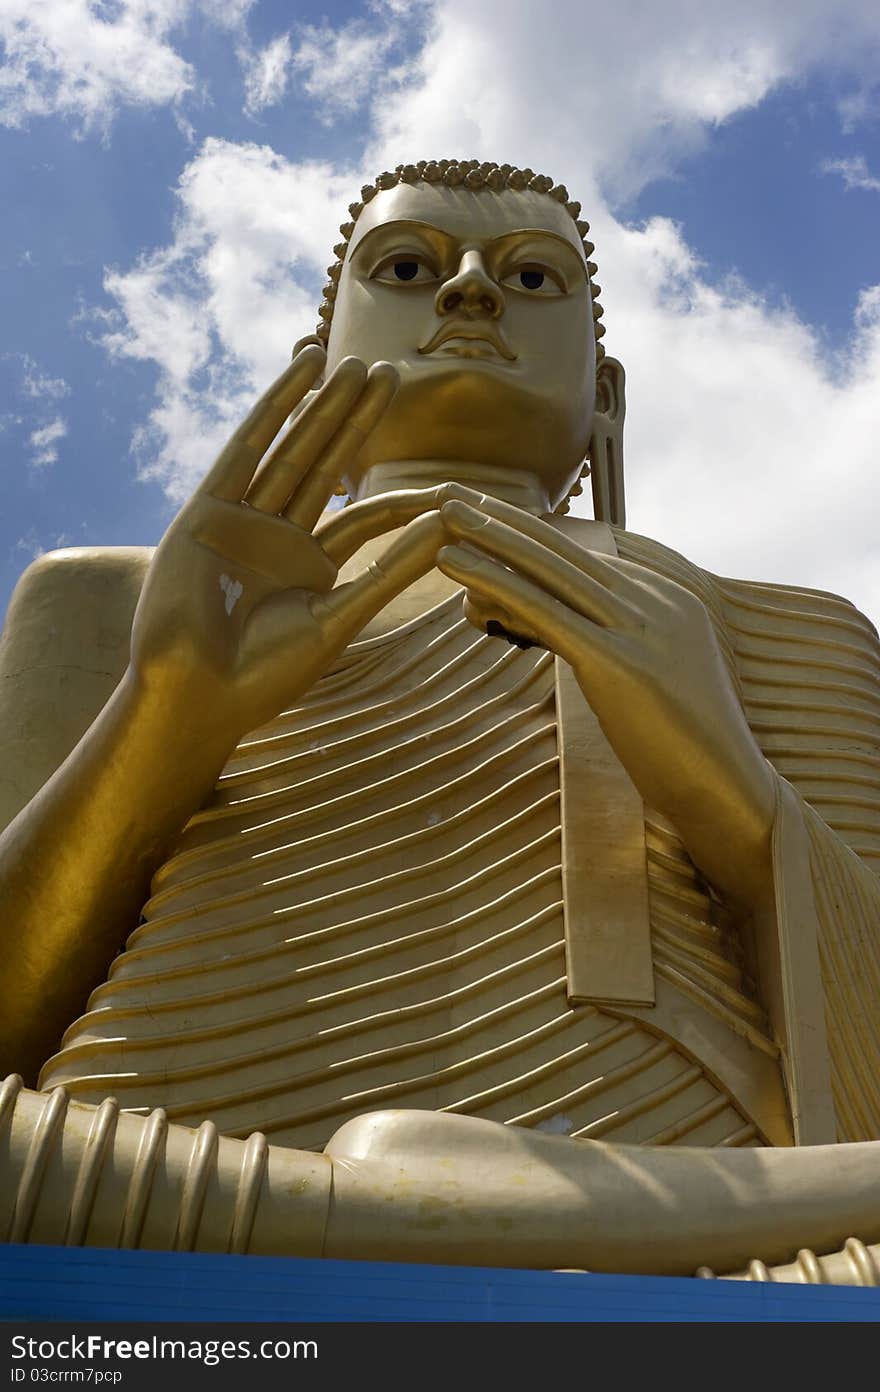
[437,495,776,914]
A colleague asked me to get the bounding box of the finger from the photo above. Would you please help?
[461,592,541,647]
[316,513,448,646]
[444,493,619,579]
[445,494,650,606]
[244,357,368,515]
[315,481,481,566]
[285,361,399,531]
[437,544,603,669]
[200,345,326,502]
[441,501,632,629]
[317,482,593,569]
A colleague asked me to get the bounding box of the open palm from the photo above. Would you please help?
[130,346,446,743]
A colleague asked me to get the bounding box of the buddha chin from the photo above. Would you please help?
[348,354,588,505]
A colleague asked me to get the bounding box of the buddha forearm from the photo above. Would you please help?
[649,735,777,915]
[0,670,237,1082]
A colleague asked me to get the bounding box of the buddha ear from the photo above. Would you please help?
[589,355,627,528]
[594,354,625,424]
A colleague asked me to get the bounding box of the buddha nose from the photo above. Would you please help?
[436,250,503,318]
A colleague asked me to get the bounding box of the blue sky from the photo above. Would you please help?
[2,0,880,620]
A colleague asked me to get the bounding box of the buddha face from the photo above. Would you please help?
[324,181,598,508]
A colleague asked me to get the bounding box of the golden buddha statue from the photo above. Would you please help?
[1,159,879,1286]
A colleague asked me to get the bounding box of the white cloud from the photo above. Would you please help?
[98,0,880,621]
[0,0,194,132]
[837,85,880,132]
[292,19,394,121]
[100,138,353,499]
[366,0,880,203]
[237,3,430,120]
[0,354,72,470]
[11,527,73,562]
[242,32,292,115]
[12,530,47,562]
[20,356,70,401]
[0,0,255,133]
[2,352,70,401]
[194,0,252,29]
[289,2,431,124]
[821,154,880,193]
[28,416,67,468]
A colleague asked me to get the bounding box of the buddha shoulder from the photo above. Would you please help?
[611,525,879,641]
[0,546,153,830]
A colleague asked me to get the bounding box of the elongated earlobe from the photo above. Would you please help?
[588,356,626,527]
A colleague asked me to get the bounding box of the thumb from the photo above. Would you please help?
[317,512,449,647]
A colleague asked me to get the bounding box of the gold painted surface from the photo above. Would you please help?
[702,1237,880,1286]
[556,650,654,1008]
[41,595,761,1153]
[617,529,880,1142]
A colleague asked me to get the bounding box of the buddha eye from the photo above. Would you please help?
[501,265,565,296]
[372,257,437,285]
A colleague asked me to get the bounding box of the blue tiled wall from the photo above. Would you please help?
[0,1246,878,1322]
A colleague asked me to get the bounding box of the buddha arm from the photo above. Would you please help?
[707,567,880,1143]
[3,1081,880,1278]
[0,357,440,1084]
[0,622,239,1083]
[0,538,442,1084]
[0,547,196,1083]
[0,543,245,1086]
[0,512,454,1086]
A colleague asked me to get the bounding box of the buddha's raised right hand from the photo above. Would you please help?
[0,347,453,1080]
[130,345,444,742]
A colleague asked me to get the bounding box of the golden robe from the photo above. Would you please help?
[38,526,880,1162]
